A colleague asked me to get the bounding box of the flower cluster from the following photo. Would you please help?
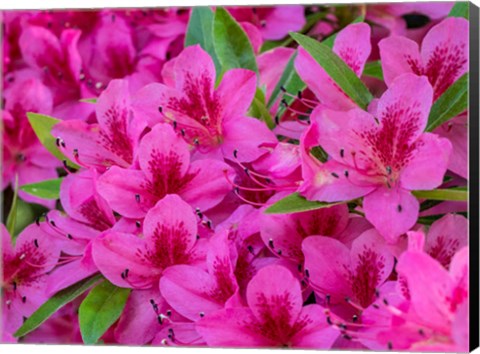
[1,3,470,351]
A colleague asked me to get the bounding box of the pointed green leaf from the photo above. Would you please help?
[265,192,347,214]
[448,2,469,19]
[20,178,63,200]
[185,6,221,73]
[290,32,373,109]
[79,281,131,344]
[363,60,384,80]
[213,7,258,74]
[79,98,97,104]
[426,73,468,131]
[27,113,79,169]
[249,88,275,129]
[14,274,103,338]
[412,188,468,201]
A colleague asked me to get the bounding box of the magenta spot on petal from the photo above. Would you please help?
[209,257,237,303]
[78,198,113,231]
[427,235,461,269]
[99,104,133,164]
[349,246,385,308]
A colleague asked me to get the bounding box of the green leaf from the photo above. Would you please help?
[185,6,221,73]
[265,192,347,214]
[27,113,79,169]
[412,188,468,201]
[448,2,469,19]
[6,175,19,237]
[14,274,103,338]
[213,7,258,74]
[362,60,384,80]
[79,98,97,104]
[426,73,468,131]
[20,178,63,200]
[290,32,373,110]
[248,88,275,129]
[267,52,306,114]
[79,281,131,344]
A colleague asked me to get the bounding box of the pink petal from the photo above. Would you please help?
[173,45,216,93]
[246,265,303,327]
[396,251,453,331]
[425,214,468,268]
[376,74,433,140]
[160,265,221,321]
[222,116,277,162]
[19,26,62,71]
[115,288,166,345]
[378,35,422,87]
[92,231,160,289]
[261,6,305,40]
[302,236,352,301]
[196,307,273,347]
[400,133,452,191]
[363,186,419,244]
[290,305,339,349]
[96,166,154,219]
[333,22,371,76]
[217,68,257,121]
[180,159,233,211]
[138,123,191,188]
[295,47,356,111]
[241,22,262,53]
[258,47,295,102]
[421,17,469,99]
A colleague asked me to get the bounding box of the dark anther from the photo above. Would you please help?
[331,172,339,178]
[375,289,380,298]
[387,342,393,350]
[196,235,200,240]
[297,91,302,99]
[374,117,380,125]
[12,281,17,291]
[297,264,302,272]
[247,245,255,254]
[372,304,380,309]
[418,329,425,336]
[34,239,39,248]
[325,294,331,305]
[281,98,288,107]
[135,221,141,228]
[233,149,238,158]
[344,170,349,178]
[150,299,155,305]
[386,166,392,175]
[277,249,282,256]
[67,234,73,240]
[340,149,345,158]
[199,312,205,318]
[172,121,177,130]
[397,204,402,212]
[166,310,172,317]
[260,20,267,28]
[268,239,274,249]
[344,296,351,303]
[305,269,310,278]
[243,167,249,175]
[274,115,280,125]
[383,298,389,306]
[326,316,333,325]
[352,315,358,322]
[158,106,163,113]
[280,85,286,92]
[56,138,61,147]
[195,208,203,219]
[343,334,352,340]
[22,296,27,303]
[35,217,41,226]
[124,269,129,278]
[73,148,79,157]
[180,129,185,137]
[135,194,141,203]
[339,324,347,330]
[50,219,56,227]
[157,315,163,325]
[234,187,240,194]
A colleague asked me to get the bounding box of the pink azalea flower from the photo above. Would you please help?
[160,231,240,321]
[133,45,277,162]
[299,74,452,242]
[228,6,306,40]
[2,78,59,207]
[196,264,339,348]
[96,123,233,218]
[1,224,61,340]
[53,79,145,170]
[379,17,468,100]
[377,247,469,351]
[295,22,372,111]
[92,194,205,289]
[302,229,394,311]
[260,204,349,263]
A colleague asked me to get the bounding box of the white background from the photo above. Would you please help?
[1,0,479,353]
